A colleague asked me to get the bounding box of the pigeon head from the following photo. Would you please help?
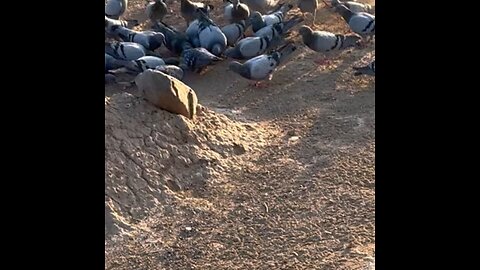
[250,11,263,23]
[211,44,226,56]
[153,33,166,45]
[344,34,362,48]
[334,4,354,21]
[298,25,313,39]
[228,61,243,74]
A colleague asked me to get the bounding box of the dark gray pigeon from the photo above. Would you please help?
[180,47,223,73]
[181,0,214,27]
[228,42,297,86]
[334,4,375,40]
[223,0,250,23]
[155,65,185,80]
[105,0,128,19]
[153,21,194,55]
[197,10,228,56]
[111,25,165,51]
[146,0,168,24]
[105,41,147,61]
[353,59,375,76]
[250,3,293,32]
[221,20,247,46]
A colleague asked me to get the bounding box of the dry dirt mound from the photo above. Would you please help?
[106,0,375,268]
[105,93,277,237]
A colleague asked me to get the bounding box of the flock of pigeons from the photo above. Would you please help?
[105,0,375,87]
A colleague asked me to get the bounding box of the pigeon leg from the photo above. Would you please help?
[322,0,332,8]
[250,81,270,89]
[312,9,317,27]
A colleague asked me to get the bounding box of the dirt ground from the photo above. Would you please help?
[105,0,375,269]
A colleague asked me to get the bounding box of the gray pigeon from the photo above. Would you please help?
[146,0,168,24]
[228,42,297,86]
[353,59,375,76]
[197,10,228,56]
[112,56,167,74]
[105,16,138,31]
[224,34,284,59]
[223,0,250,23]
[181,0,214,27]
[221,20,247,46]
[111,25,165,51]
[153,21,194,55]
[105,0,128,19]
[330,0,374,14]
[180,47,223,73]
[297,0,319,26]
[186,19,201,47]
[105,41,147,61]
[155,65,185,80]
[250,3,293,33]
[253,15,303,40]
[105,53,125,72]
[298,25,361,64]
[334,4,375,41]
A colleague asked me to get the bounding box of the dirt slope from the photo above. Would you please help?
[105,0,375,269]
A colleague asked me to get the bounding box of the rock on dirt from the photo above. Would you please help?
[135,69,198,119]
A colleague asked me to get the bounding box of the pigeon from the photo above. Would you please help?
[297,0,319,26]
[146,0,168,24]
[228,42,297,87]
[298,25,361,65]
[105,16,139,35]
[221,20,248,46]
[253,15,303,40]
[180,47,223,73]
[223,0,250,23]
[224,34,284,59]
[330,0,374,14]
[197,10,228,56]
[353,59,375,76]
[110,56,167,74]
[111,25,165,51]
[242,0,279,13]
[105,53,126,72]
[180,0,214,28]
[334,4,375,41]
[186,19,201,47]
[105,41,147,61]
[105,0,128,19]
[250,3,293,33]
[105,73,118,84]
[155,65,185,80]
[153,21,194,55]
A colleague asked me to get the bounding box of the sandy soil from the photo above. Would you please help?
[105,0,375,269]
